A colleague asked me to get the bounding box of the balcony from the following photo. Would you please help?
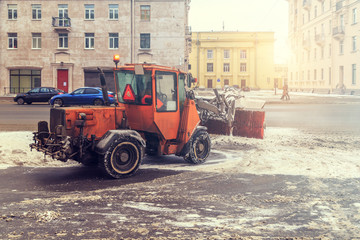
[185,26,192,39]
[302,38,311,50]
[303,0,311,11]
[332,26,345,40]
[315,34,325,46]
[336,1,343,11]
[52,17,71,31]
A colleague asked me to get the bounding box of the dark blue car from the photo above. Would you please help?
[50,87,115,106]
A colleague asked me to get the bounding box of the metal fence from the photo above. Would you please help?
[3,87,31,94]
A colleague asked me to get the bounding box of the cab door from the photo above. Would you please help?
[153,71,180,140]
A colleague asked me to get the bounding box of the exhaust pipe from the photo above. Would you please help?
[97,67,110,106]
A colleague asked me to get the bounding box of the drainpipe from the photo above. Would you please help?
[131,0,135,63]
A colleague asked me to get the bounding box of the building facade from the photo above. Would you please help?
[189,31,275,90]
[287,0,360,94]
[0,0,191,95]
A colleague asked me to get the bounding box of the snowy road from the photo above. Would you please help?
[1,93,360,238]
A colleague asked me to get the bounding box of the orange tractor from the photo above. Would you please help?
[30,56,211,178]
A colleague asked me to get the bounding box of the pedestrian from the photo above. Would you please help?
[280,84,290,100]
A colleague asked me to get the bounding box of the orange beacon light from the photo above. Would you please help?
[113,54,120,68]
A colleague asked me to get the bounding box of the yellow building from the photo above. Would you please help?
[189,31,275,90]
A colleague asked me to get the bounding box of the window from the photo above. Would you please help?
[40,88,50,93]
[352,36,357,51]
[240,50,247,59]
[58,5,69,27]
[224,50,230,59]
[140,5,150,21]
[84,88,100,94]
[339,40,344,54]
[314,48,317,59]
[322,2,325,13]
[314,69,317,80]
[8,4,17,20]
[32,33,41,49]
[352,64,357,85]
[109,33,119,49]
[10,69,41,94]
[207,63,213,72]
[207,50,213,59]
[224,63,230,72]
[240,63,246,72]
[32,4,41,20]
[85,4,95,20]
[314,6,317,18]
[321,68,324,80]
[353,8,357,24]
[85,33,95,49]
[321,46,324,59]
[155,71,177,112]
[140,33,150,49]
[8,33,17,49]
[329,67,331,85]
[58,33,68,48]
[109,4,119,20]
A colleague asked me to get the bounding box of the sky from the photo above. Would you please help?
[188,0,289,64]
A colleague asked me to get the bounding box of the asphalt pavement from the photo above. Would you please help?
[1,91,360,238]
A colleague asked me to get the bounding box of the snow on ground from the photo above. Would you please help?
[1,129,359,179]
[0,131,76,169]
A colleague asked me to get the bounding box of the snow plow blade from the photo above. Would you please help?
[194,87,265,139]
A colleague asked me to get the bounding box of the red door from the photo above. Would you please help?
[57,69,69,92]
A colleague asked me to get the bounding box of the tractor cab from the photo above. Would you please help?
[114,64,188,139]
[113,60,204,158]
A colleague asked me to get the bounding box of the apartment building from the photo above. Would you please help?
[0,0,191,95]
[189,31,275,90]
[287,0,360,94]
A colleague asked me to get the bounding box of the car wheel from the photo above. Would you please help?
[17,98,25,105]
[93,99,104,106]
[53,98,63,106]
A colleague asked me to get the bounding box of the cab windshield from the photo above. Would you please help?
[115,70,152,105]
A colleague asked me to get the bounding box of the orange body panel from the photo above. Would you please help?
[63,106,125,140]
[175,98,200,154]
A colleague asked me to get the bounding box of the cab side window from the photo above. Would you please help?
[155,71,177,112]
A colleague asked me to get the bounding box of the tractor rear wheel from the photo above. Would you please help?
[184,130,211,164]
[103,137,142,178]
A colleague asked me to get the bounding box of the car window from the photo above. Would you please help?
[40,88,50,93]
[72,88,85,94]
[84,88,100,94]
[50,88,56,93]
[29,88,40,93]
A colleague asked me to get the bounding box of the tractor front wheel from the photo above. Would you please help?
[184,130,211,164]
[103,137,142,178]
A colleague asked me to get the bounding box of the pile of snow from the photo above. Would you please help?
[1,129,359,179]
[0,131,75,169]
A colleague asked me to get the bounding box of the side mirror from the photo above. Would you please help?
[187,73,197,88]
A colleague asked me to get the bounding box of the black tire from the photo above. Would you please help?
[53,98,63,106]
[103,137,142,178]
[17,98,25,105]
[93,99,104,106]
[184,130,211,164]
